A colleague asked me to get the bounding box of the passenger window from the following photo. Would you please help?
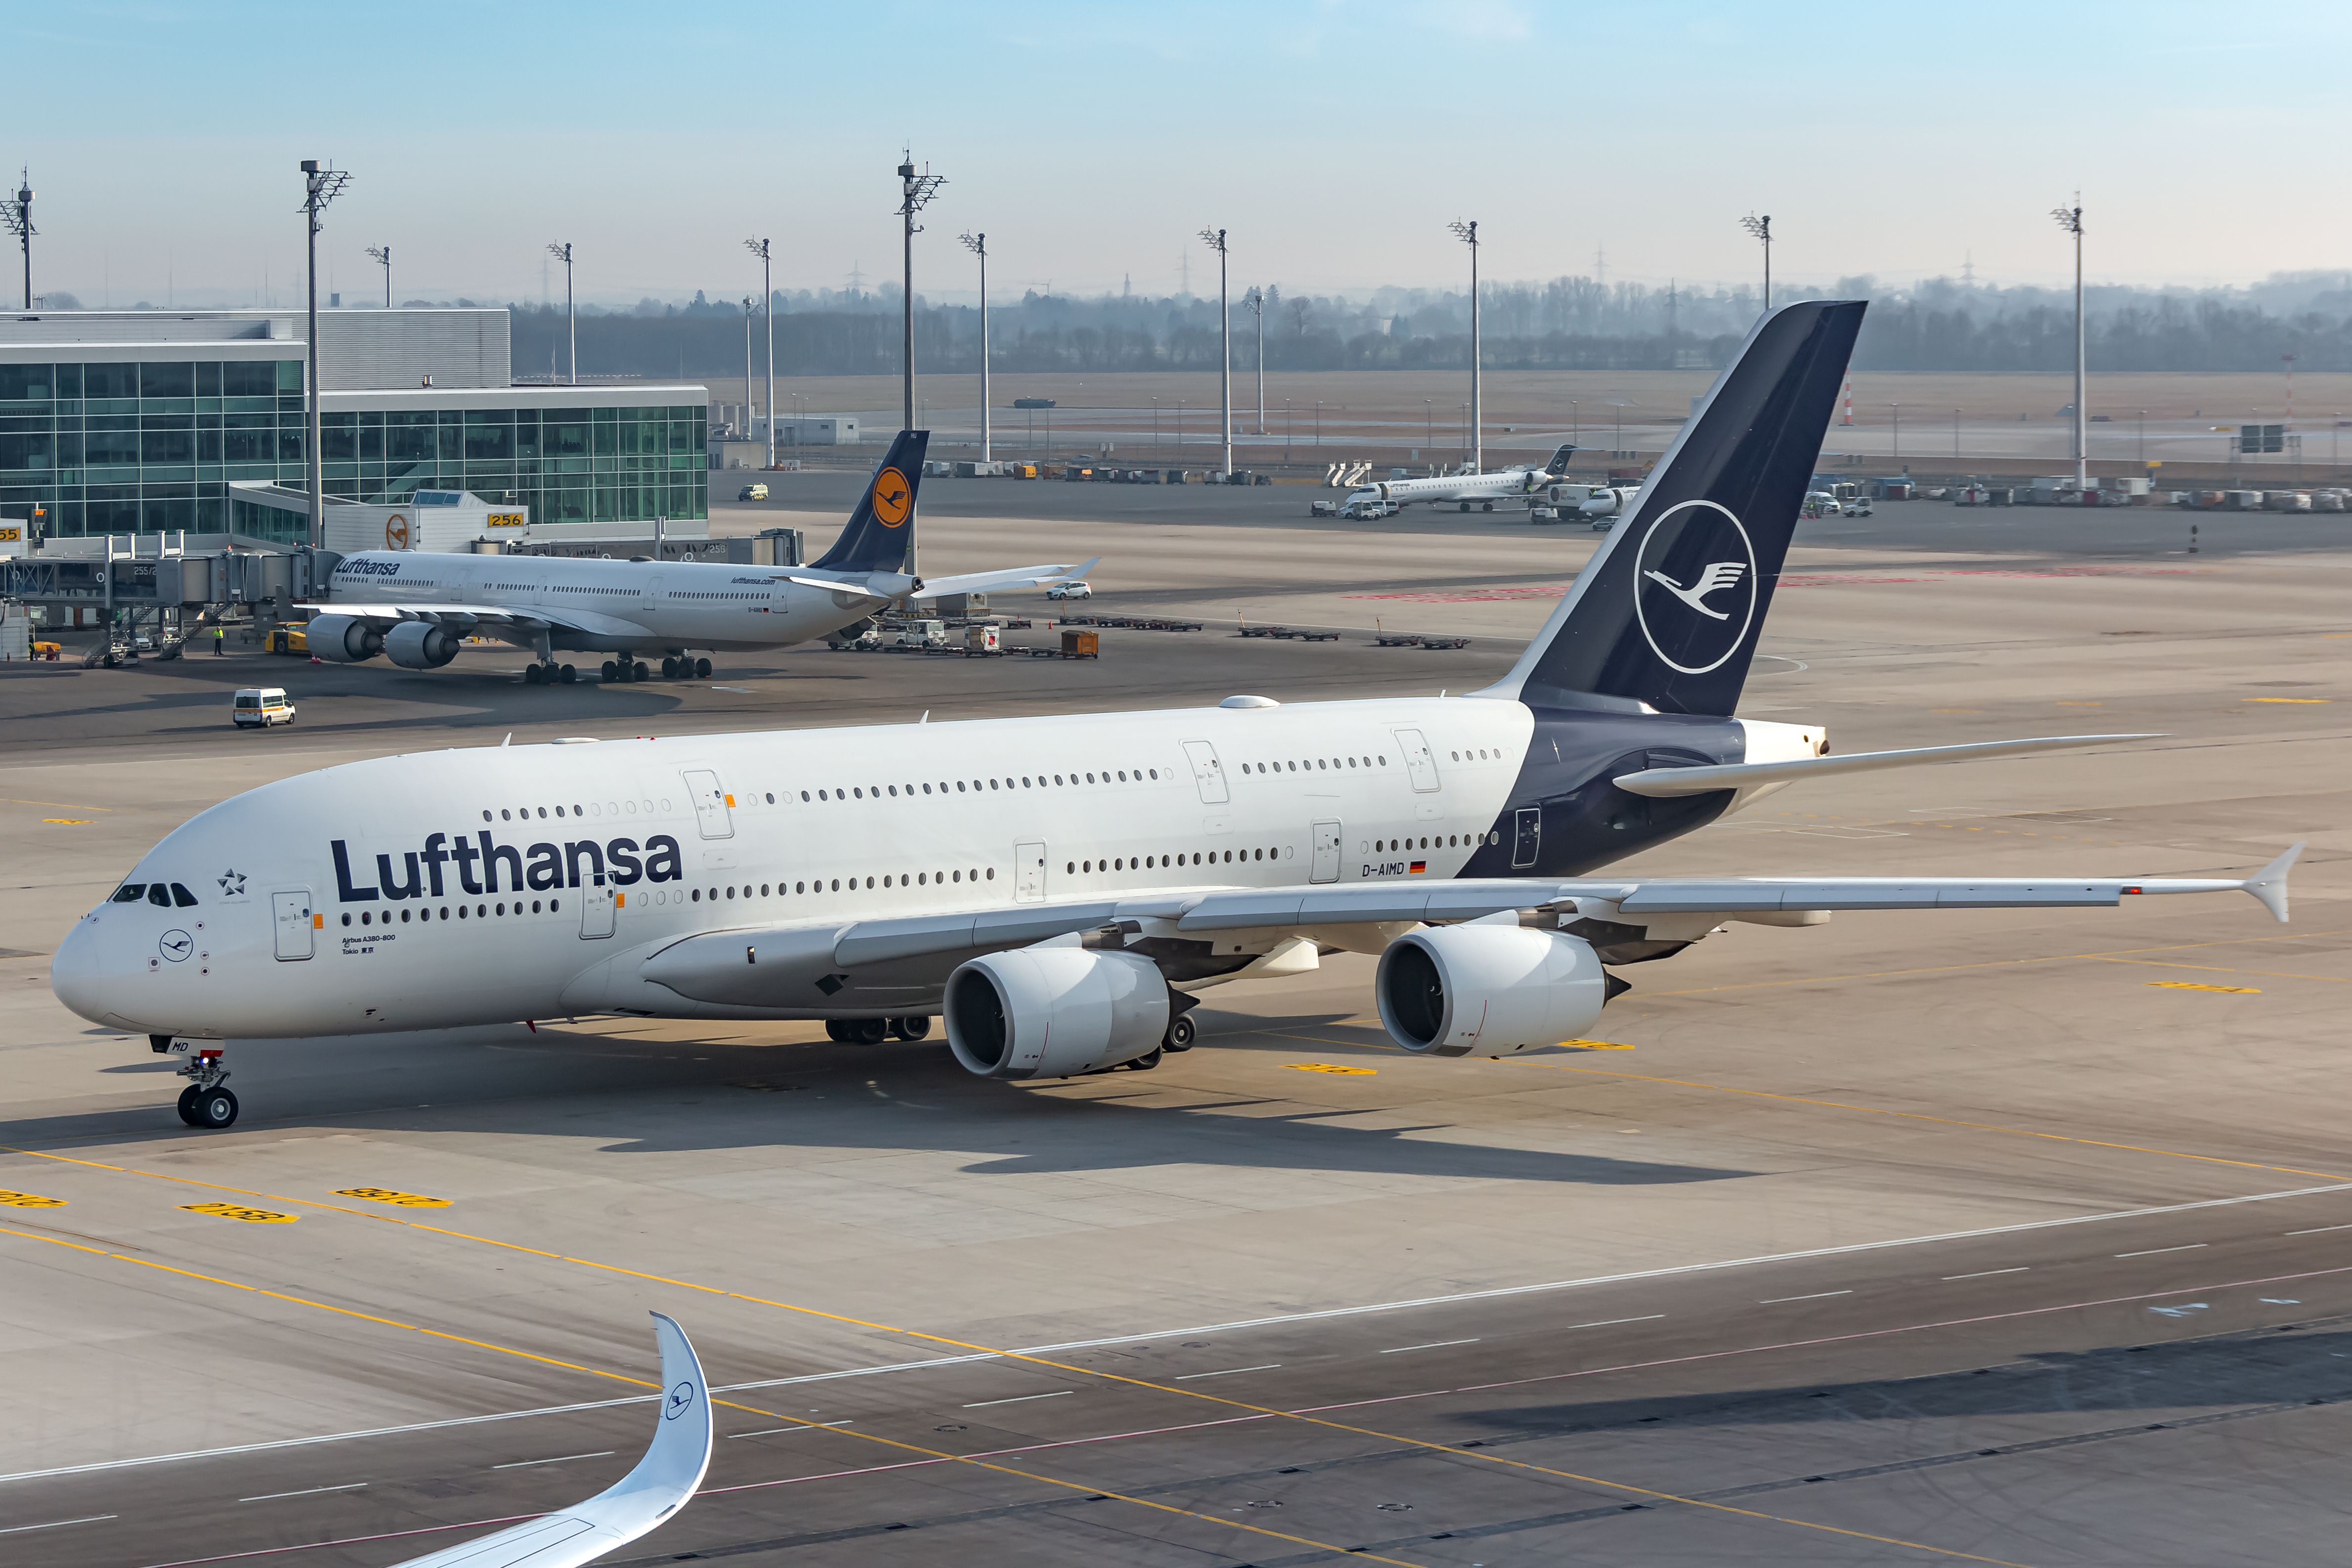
[171,883,199,906]
[112,884,146,903]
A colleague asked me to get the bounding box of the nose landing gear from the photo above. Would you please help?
[172,1045,239,1128]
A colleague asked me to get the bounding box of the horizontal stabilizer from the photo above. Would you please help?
[918,557,1098,601]
[1614,734,2161,797]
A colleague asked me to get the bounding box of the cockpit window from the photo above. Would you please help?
[170,883,199,907]
[147,885,172,907]
[111,884,146,903]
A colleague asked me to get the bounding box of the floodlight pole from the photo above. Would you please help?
[547,242,575,385]
[1200,228,1229,474]
[2052,196,2085,492]
[366,244,391,308]
[1244,286,1265,437]
[299,159,351,548]
[746,238,774,466]
[1449,220,1481,471]
[961,232,990,462]
[3,171,36,309]
[1740,213,1772,316]
[897,152,946,432]
[741,296,754,441]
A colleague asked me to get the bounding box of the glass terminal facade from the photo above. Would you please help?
[0,358,706,543]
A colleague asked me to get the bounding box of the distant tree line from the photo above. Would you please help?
[504,270,2352,380]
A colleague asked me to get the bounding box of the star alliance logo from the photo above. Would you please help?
[217,869,248,898]
[1632,499,1759,677]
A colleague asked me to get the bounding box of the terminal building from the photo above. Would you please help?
[0,309,708,548]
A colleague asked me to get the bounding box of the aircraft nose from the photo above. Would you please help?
[50,914,111,1026]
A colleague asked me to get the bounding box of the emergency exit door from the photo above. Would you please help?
[681,769,734,838]
[1392,729,1442,792]
[579,877,616,939]
[1311,820,1342,883]
[1014,841,1047,903]
[271,889,314,960]
[1181,740,1229,804]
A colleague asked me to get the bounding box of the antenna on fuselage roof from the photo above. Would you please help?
[502,732,511,747]
[920,711,930,723]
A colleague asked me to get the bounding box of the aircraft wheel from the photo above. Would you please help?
[661,657,679,678]
[632,661,650,681]
[1163,1013,1197,1052]
[823,1019,848,1042]
[176,1085,202,1124]
[601,660,618,681]
[189,1087,239,1129]
[890,1015,932,1042]
[560,664,577,683]
[694,657,712,678]
[1125,1046,1164,1071]
[1481,501,1493,512]
[523,663,544,685]
[851,1017,889,1045]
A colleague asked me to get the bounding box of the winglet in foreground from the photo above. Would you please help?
[388,1312,712,1568]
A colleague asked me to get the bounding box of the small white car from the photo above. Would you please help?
[1841,499,1876,518]
[232,687,296,727]
[1045,580,1093,601]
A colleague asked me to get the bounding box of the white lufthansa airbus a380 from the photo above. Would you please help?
[306,430,1091,685]
[54,301,2301,1130]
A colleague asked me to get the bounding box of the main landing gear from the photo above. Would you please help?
[660,656,713,680]
[826,1016,932,1045]
[523,661,577,685]
[601,658,653,683]
[170,1044,239,1128]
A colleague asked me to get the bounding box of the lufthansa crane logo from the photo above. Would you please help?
[663,1380,696,1420]
[385,514,411,550]
[870,467,912,527]
[1631,499,1758,676]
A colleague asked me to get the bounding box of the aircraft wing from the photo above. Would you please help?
[301,602,650,641]
[637,844,2300,1007]
[386,1313,711,1568]
[916,557,1098,600]
[1614,734,2163,797]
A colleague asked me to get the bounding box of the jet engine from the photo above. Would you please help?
[945,946,1169,1080]
[306,614,382,664]
[383,620,461,669]
[1375,922,1609,1057]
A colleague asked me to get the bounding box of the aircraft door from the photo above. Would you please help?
[1014,841,1046,903]
[681,769,734,839]
[1310,819,1342,883]
[640,574,663,613]
[1511,806,1542,869]
[1392,728,1442,792]
[579,875,616,939]
[1180,739,1229,804]
[271,889,314,961]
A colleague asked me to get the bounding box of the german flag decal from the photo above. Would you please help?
[1409,860,1427,874]
[870,466,913,527]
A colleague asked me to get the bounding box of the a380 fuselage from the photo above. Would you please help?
[47,696,1766,1042]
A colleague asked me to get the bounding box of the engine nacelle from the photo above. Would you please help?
[1375,923,1607,1057]
[306,613,382,664]
[383,620,461,669]
[945,946,1169,1080]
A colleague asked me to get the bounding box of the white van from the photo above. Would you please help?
[232,687,296,728]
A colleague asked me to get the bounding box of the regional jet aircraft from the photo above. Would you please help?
[55,301,2300,1129]
[304,430,1092,685]
[1344,443,1578,513]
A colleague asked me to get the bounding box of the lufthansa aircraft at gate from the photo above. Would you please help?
[53,301,2301,1129]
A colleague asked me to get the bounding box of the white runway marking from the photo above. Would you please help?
[1944,1268,2029,1280]
[1760,1290,1852,1304]
[1379,1340,1479,1355]
[2286,1224,2352,1235]
[728,1422,850,1438]
[1565,1315,1666,1330]
[239,1483,367,1502]
[491,1451,613,1470]
[12,1181,2343,1488]
[0,1515,117,1534]
[2116,1244,2207,1258]
[1175,1364,1282,1379]
[963,1391,1072,1409]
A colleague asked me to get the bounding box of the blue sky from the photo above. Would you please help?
[16,1,2349,307]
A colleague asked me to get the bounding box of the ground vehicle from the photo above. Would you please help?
[1842,499,1876,518]
[1803,490,1842,517]
[889,619,948,651]
[1045,580,1093,601]
[1342,499,1398,521]
[33,638,61,660]
[738,483,769,501]
[1310,499,1339,516]
[230,687,296,727]
[266,625,309,656]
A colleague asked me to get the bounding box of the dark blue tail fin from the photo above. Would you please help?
[813,430,928,572]
[1542,443,1578,475]
[1487,301,1865,716]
